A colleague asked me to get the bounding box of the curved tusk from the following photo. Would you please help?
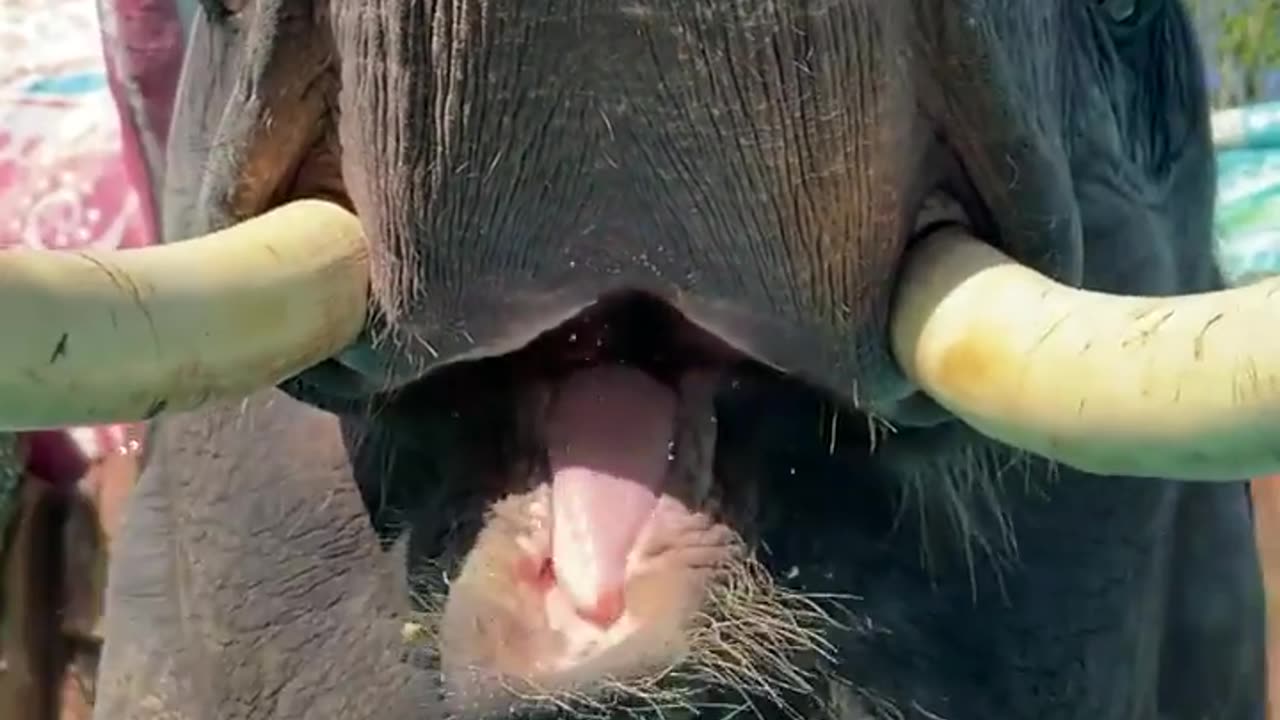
[890,225,1280,481]
[0,200,369,430]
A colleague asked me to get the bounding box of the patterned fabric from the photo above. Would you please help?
[94,0,185,239]
[0,0,150,255]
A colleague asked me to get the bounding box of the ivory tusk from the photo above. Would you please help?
[890,225,1280,481]
[0,200,369,430]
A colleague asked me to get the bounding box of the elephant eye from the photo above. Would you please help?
[1096,0,1139,23]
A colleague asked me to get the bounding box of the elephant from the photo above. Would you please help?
[0,0,1273,718]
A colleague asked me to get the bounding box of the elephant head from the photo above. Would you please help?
[0,1,1269,718]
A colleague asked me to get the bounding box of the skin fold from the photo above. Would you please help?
[90,2,1265,719]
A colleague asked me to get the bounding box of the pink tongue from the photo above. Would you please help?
[546,365,677,625]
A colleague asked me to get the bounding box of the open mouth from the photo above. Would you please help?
[395,294,849,708]
[392,293,742,664]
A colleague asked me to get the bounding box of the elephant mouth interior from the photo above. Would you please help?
[494,290,744,400]
[437,294,744,570]
[485,291,742,624]
[394,292,852,700]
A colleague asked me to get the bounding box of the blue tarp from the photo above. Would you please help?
[1214,102,1280,284]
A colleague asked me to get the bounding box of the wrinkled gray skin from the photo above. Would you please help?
[93,1,1265,719]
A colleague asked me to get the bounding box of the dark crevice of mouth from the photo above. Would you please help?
[286,282,735,420]
[375,290,889,432]
[494,290,742,392]
[362,292,755,448]
[279,293,746,426]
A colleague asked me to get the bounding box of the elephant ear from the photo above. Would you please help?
[163,0,337,241]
